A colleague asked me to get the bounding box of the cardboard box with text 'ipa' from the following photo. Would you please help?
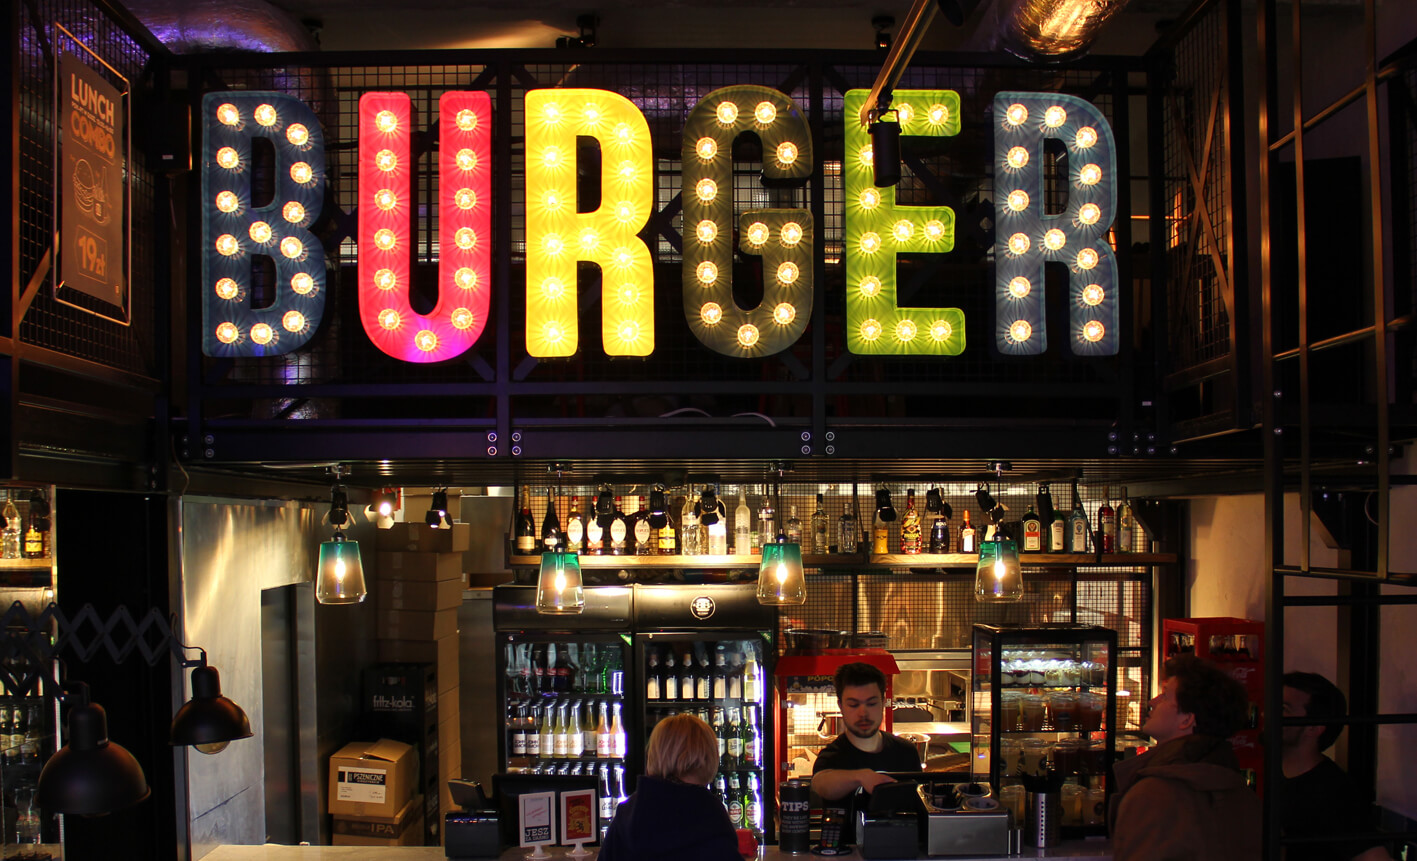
[328,738,419,819]
[376,521,472,553]
[332,793,425,847]
[376,550,464,583]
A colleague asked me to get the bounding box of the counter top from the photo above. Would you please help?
[203,842,1110,861]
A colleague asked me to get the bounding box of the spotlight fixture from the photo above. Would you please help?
[595,484,616,527]
[875,487,897,522]
[648,484,669,530]
[326,483,351,529]
[925,487,944,513]
[365,488,399,526]
[696,484,723,526]
[975,483,997,517]
[869,106,902,187]
[426,488,453,529]
[555,13,599,48]
[872,14,894,50]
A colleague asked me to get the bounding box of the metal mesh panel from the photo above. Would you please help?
[189,54,1138,424]
[1163,6,1232,372]
[15,1,159,374]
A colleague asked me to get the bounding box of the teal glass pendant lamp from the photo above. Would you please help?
[975,526,1024,602]
[317,475,366,605]
[757,536,806,605]
[535,544,584,615]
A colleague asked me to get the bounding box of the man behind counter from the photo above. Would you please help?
[811,662,923,805]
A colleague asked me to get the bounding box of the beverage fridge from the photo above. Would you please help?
[633,583,778,840]
[493,582,777,841]
[493,584,635,838]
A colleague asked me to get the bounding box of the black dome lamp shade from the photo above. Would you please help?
[37,684,151,816]
[170,664,253,754]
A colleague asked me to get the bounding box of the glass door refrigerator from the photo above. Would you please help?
[632,583,777,841]
[493,584,635,837]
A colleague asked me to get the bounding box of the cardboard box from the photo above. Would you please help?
[378,577,464,612]
[378,632,459,677]
[362,664,437,743]
[437,685,460,724]
[332,794,424,847]
[467,571,512,588]
[328,738,419,819]
[377,550,464,583]
[438,712,462,777]
[376,522,471,553]
[378,607,459,641]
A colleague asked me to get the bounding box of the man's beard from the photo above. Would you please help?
[847,722,879,740]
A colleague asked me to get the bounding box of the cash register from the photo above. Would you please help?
[857,774,1016,858]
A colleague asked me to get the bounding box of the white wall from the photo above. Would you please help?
[1185,451,1417,819]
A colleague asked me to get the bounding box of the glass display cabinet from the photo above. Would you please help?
[971,624,1117,836]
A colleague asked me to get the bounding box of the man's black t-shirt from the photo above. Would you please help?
[1282,756,1382,861]
[812,732,923,845]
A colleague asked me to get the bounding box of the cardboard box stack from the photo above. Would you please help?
[329,739,422,846]
[372,521,471,844]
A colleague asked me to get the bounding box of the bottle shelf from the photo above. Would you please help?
[510,552,1175,569]
[0,559,51,570]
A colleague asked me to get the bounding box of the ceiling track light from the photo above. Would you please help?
[426,488,453,529]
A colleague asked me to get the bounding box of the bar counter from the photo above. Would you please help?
[203,842,1112,861]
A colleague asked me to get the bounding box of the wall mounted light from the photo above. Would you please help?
[648,484,669,529]
[169,659,253,754]
[38,682,151,816]
[365,488,399,528]
[869,109,902,188]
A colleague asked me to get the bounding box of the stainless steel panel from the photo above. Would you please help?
[459,590,497,789]
[460,494,515,580]
[493,584,632,630]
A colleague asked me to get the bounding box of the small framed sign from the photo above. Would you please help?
[561,787,597,856]
[518,790,556,858]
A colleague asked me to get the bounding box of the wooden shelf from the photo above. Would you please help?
[0,558,50,570]
[509,552,1176,569]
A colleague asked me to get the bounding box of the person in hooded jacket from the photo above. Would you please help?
[598,713,740,861]
[1108,653,1261,861]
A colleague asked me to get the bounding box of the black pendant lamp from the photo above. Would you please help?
[170,662,254,754]
[38,684,151,816]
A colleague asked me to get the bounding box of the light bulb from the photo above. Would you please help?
[1075,126,1098,148]
[1044,106,1067,128]
[1007,233,1030,255]
[292,273,315,294]
[746,222,769,246]
[696,137,717,160]
[216,103,239,126]
[1005,103,1028,126]
[1006,146,1029,169]
[290,162,314,183]
[456,109,478,131]
[859,276,882,298]
[716,102,739,124]
[860,232,881,254]
[286,124,310,146]
[754,101,777,124]
[776,142,798,165]
[194,740,230,755]
[1078,164,1103,185]
[248,221,272,243]
[1082,284,1105,305]
[780,222,804,246]
[216,147,240,169]
[375,149,398,172]
[1007,190,1029,212]
[456,149,478,171]
[375,110,399,133]
[1008,277,1031,299]
[927,103,950,125]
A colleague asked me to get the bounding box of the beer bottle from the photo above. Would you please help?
[727,771,744,826]
[725,708,743,769]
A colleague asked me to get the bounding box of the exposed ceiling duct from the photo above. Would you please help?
[122,0,319,53]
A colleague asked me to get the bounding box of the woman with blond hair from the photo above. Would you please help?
[598,713,739,861]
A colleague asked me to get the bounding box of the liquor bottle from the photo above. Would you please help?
[540,699,556,758]
[713,708,729,764]
[542,489,562,550]
[678,649,694,702]
[929,513,950,553]
[512,702,529,756]
[1098,497,1117,553]
[727,771,744,827]
[900,489,922,554]
[554,702,570,757]
[1021,503,1042,553]
[784,505,802,545]
[632,496,653,555]
[958,510,976,553]
[734,490,752,554]
[745,772,764,835]
[663,652,679,701]
[609,497,629,555]
[586,502,605,555]
[758,498,775,544]
[1117,489,1136,552]
[568,700,585,757]
[681,493,700,556]
[838,507,859,554]
[714,772,728,806]
[1067,483,1089,553]
[657,501,678,554]
[872,510,889,554]
[1050,511,1067,552]
[1,494,20,560]
[610,702,627,758]
[23,489,48,559]
[525,702,542,757]
[726,708,744,767]
[515,489,537,554]
[727,651,744,700]
[811,493,829,554]
[646,651,661,700]
[582,698,599,756]
[742,706,761,767]
[599,763,615,824]
[742,646,762,703]
[566,497,586,552]
[596,700,612,758]
[712,649,728,699]
[696,651,711,701]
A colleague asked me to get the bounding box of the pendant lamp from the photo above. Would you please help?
[975,530,1023,602]
[38,684,151,816]
[535,547,584,614]
[170,663,254,754]
[757,536,806,605]
[317,531,367,604]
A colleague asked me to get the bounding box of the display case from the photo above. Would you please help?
[971,624,1117,836]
